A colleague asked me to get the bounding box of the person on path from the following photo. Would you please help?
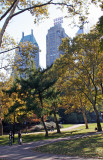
[9,131,12,146]
[51,126,54,131]
[18,130,22,145]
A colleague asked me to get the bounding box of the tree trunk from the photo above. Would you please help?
[82,109,88,129]
[54,112,61,133]
[0,0,19,47]
[13,112,16,143]
[39,92,48,137]
[94,104,102,131]
[0,118,3,136]
[41,116,48,137]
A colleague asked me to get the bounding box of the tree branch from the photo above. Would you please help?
[0,0,18,21]
[0,46,19,55]
[10,1,77,19]
[0,0,19,47]
[10,0,53,19]
[0,64,12,70]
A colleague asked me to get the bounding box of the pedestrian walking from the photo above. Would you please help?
[51,126,54,131]
[9,131,12,146]
[18,130,22,145]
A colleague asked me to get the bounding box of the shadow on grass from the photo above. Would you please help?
[34,134,103,158]
[0,129,97,145]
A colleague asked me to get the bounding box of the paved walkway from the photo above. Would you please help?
[0,124,102,160]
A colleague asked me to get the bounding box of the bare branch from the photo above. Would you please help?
[0,47,19,55]
[0,63,13,70]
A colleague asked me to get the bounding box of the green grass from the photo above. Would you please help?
[34,134,103,158]
[0,123,103,146]
[1,123,103,158]
[32,123,103,158]
[0,124,73,145]
[70,123,103,134]
[0,131,73,145]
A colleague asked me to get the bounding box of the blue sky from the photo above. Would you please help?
[0,4,103,68]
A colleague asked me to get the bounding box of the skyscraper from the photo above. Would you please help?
[13,29,39,78]
[20,29,39,69]
[76,25,84,35]
[46,18,68,67]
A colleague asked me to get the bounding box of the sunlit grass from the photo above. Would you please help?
[70,123,103,135]
[33,123,103,158]
[34,134,103,158]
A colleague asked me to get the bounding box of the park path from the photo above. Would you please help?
[60,124,84,131]
[0,124,102,160]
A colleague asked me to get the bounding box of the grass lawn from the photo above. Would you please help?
[34,134,103,158]
[0,123,103,146]
[0,124,73,145]
[32,123,103,159]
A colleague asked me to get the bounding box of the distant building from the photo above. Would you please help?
[46,18,68,67]
[20,29,39,69]
[13,29,39,78]
[76,24,84,36]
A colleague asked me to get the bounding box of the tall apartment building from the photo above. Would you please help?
[13,29,39,78]
[46,18,68,67]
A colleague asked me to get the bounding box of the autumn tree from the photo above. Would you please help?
[0,31,16,72]
[55,27,103,131]
[0,73,6,136]
[0,74,15,135]
[0,0,102,47]
[97,16,103,51]
[55,66,90,129]
[59,80,90,129]
[13,41,38,78]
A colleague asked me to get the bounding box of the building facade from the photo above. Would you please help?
[46,21,68,67]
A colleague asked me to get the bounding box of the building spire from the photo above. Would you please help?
[31,29,33,35]
[22,32,24,38]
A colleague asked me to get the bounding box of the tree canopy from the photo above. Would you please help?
[54,26,103,131]
[0,0,102,47]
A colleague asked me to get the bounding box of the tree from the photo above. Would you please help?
[12,41,38,78]
[45,88,61,133]
[0,31,16,72]
[56,27,103,131]
[5,77,40,140]
[97,16,103,51]
[0,74,15,135]
[9,66,57,137]
[0,0,102,47]
[56,67,91,128]
[62,90,90,128]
